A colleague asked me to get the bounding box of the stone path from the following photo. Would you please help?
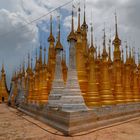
[0,103,140,140]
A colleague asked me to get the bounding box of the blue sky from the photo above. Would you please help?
[0,0,140,88]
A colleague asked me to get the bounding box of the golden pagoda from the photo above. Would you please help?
[130,48,134,94]
[121,48,125,90]
[100,29,115,105]
[21,62,27,100]
[112,13,124,104]
[33,49,40,103]
[0,64,8,103]
[108,37,114,94]
[39,47,49,104]
[95,45,101,93]
[26,54,34,103]
[11,71,18,105]
[38,46,45,104]
[47,15,56,93]
[124,45,133,102]
[85,21,100,107]
[132,50,139,102]
[76,6,88,96]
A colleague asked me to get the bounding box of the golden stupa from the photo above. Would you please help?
[0,64,8,103]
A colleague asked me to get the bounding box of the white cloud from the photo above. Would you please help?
[0,8,38,86]
[0,0,71,87]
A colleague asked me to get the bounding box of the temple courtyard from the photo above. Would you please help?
[0,104,139,140]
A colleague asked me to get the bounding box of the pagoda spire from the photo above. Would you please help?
[22,60,25,76]
[72,8,74,32]
[90,16,94,48]
[39,45,42,65]
[22,60,25,72]
[48,14,55,43]
[55,15,63,50]
[102,28,108,60]
[108,28,112,63]
[81,0,88,31]
[126,43,128,61]
[31,57,33,70]
[36,48,38,62]
[95,44,98,59]
[122,48,124,63]
[26,53,31,75]
[131,47,133,60]
[115,11,118,38]
[77,6,81,33]
[129,46,132,60]
[20,64,22,73]
[108,38,112,63]
[138,48,140,64]
[98,45,100,58]
[34,48,39,71]
[19,64,22,79]
[67,6,76,41]
[83,0,86,25]
[132,47,135,62]
[81,0,88,55]
[1,63,5,74]
[113,11,121,61]
[28,53,30,69]
[50,14,53,35]
[44,47,46,65]
[113,11,121,45]
[58,16,60,42]
[89,21,95,54]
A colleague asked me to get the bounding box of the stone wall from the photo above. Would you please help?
[19,103,140,135]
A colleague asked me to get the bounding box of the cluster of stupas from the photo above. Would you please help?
[2,5,140,108]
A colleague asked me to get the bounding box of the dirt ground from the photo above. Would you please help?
[0,103,140,140]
